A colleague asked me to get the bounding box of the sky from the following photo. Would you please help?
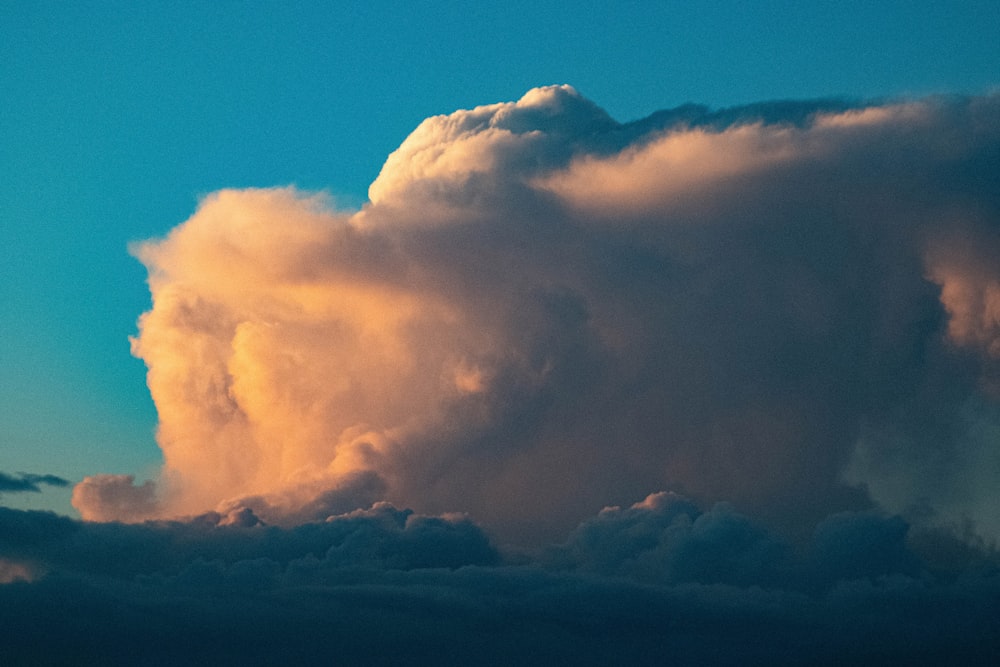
[3,1,1000,663]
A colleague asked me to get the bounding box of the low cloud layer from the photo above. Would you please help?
[69,86,1000,551]
[2,497,998,664]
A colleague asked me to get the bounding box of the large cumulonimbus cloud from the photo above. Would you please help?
[72,85,1000,545]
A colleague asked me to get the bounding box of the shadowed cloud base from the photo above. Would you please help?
[2,494,998,664]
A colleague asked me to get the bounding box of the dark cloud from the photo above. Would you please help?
[2,498,999,665]
[0,472,69,494]
[215,470,388,526]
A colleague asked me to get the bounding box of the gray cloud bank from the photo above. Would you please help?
[1,496,998,665]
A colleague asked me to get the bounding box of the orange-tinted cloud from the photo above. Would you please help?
[72,474,157,522]
[926,228,1000,361]
[0,559,37,584]
[73,87,1000,545]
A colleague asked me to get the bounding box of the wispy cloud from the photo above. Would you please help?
[0,471,69,494]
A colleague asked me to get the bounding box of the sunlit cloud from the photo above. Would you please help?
[69,86,1000,550]
[926,228,1000,361]
[71,474,158,523]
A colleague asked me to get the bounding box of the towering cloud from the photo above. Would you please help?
[73,86,1000,546]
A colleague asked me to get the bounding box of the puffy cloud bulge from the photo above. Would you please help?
[74,85,1000,545]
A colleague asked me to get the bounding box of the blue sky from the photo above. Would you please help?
[1,1,998,516]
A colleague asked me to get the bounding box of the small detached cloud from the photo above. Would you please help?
[71,474,158,522]
[0,471,69,495]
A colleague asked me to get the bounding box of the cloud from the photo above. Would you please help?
[543,491,926,592]
[0,503,497,581]
[71,474,158,522]
[365,85,619,210]
[70,86,1000,552]
[0,471,69,495]
[0,559,35,584]
[2,498,999,664]
[925,224,1000,368]
[543,492,792,588]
